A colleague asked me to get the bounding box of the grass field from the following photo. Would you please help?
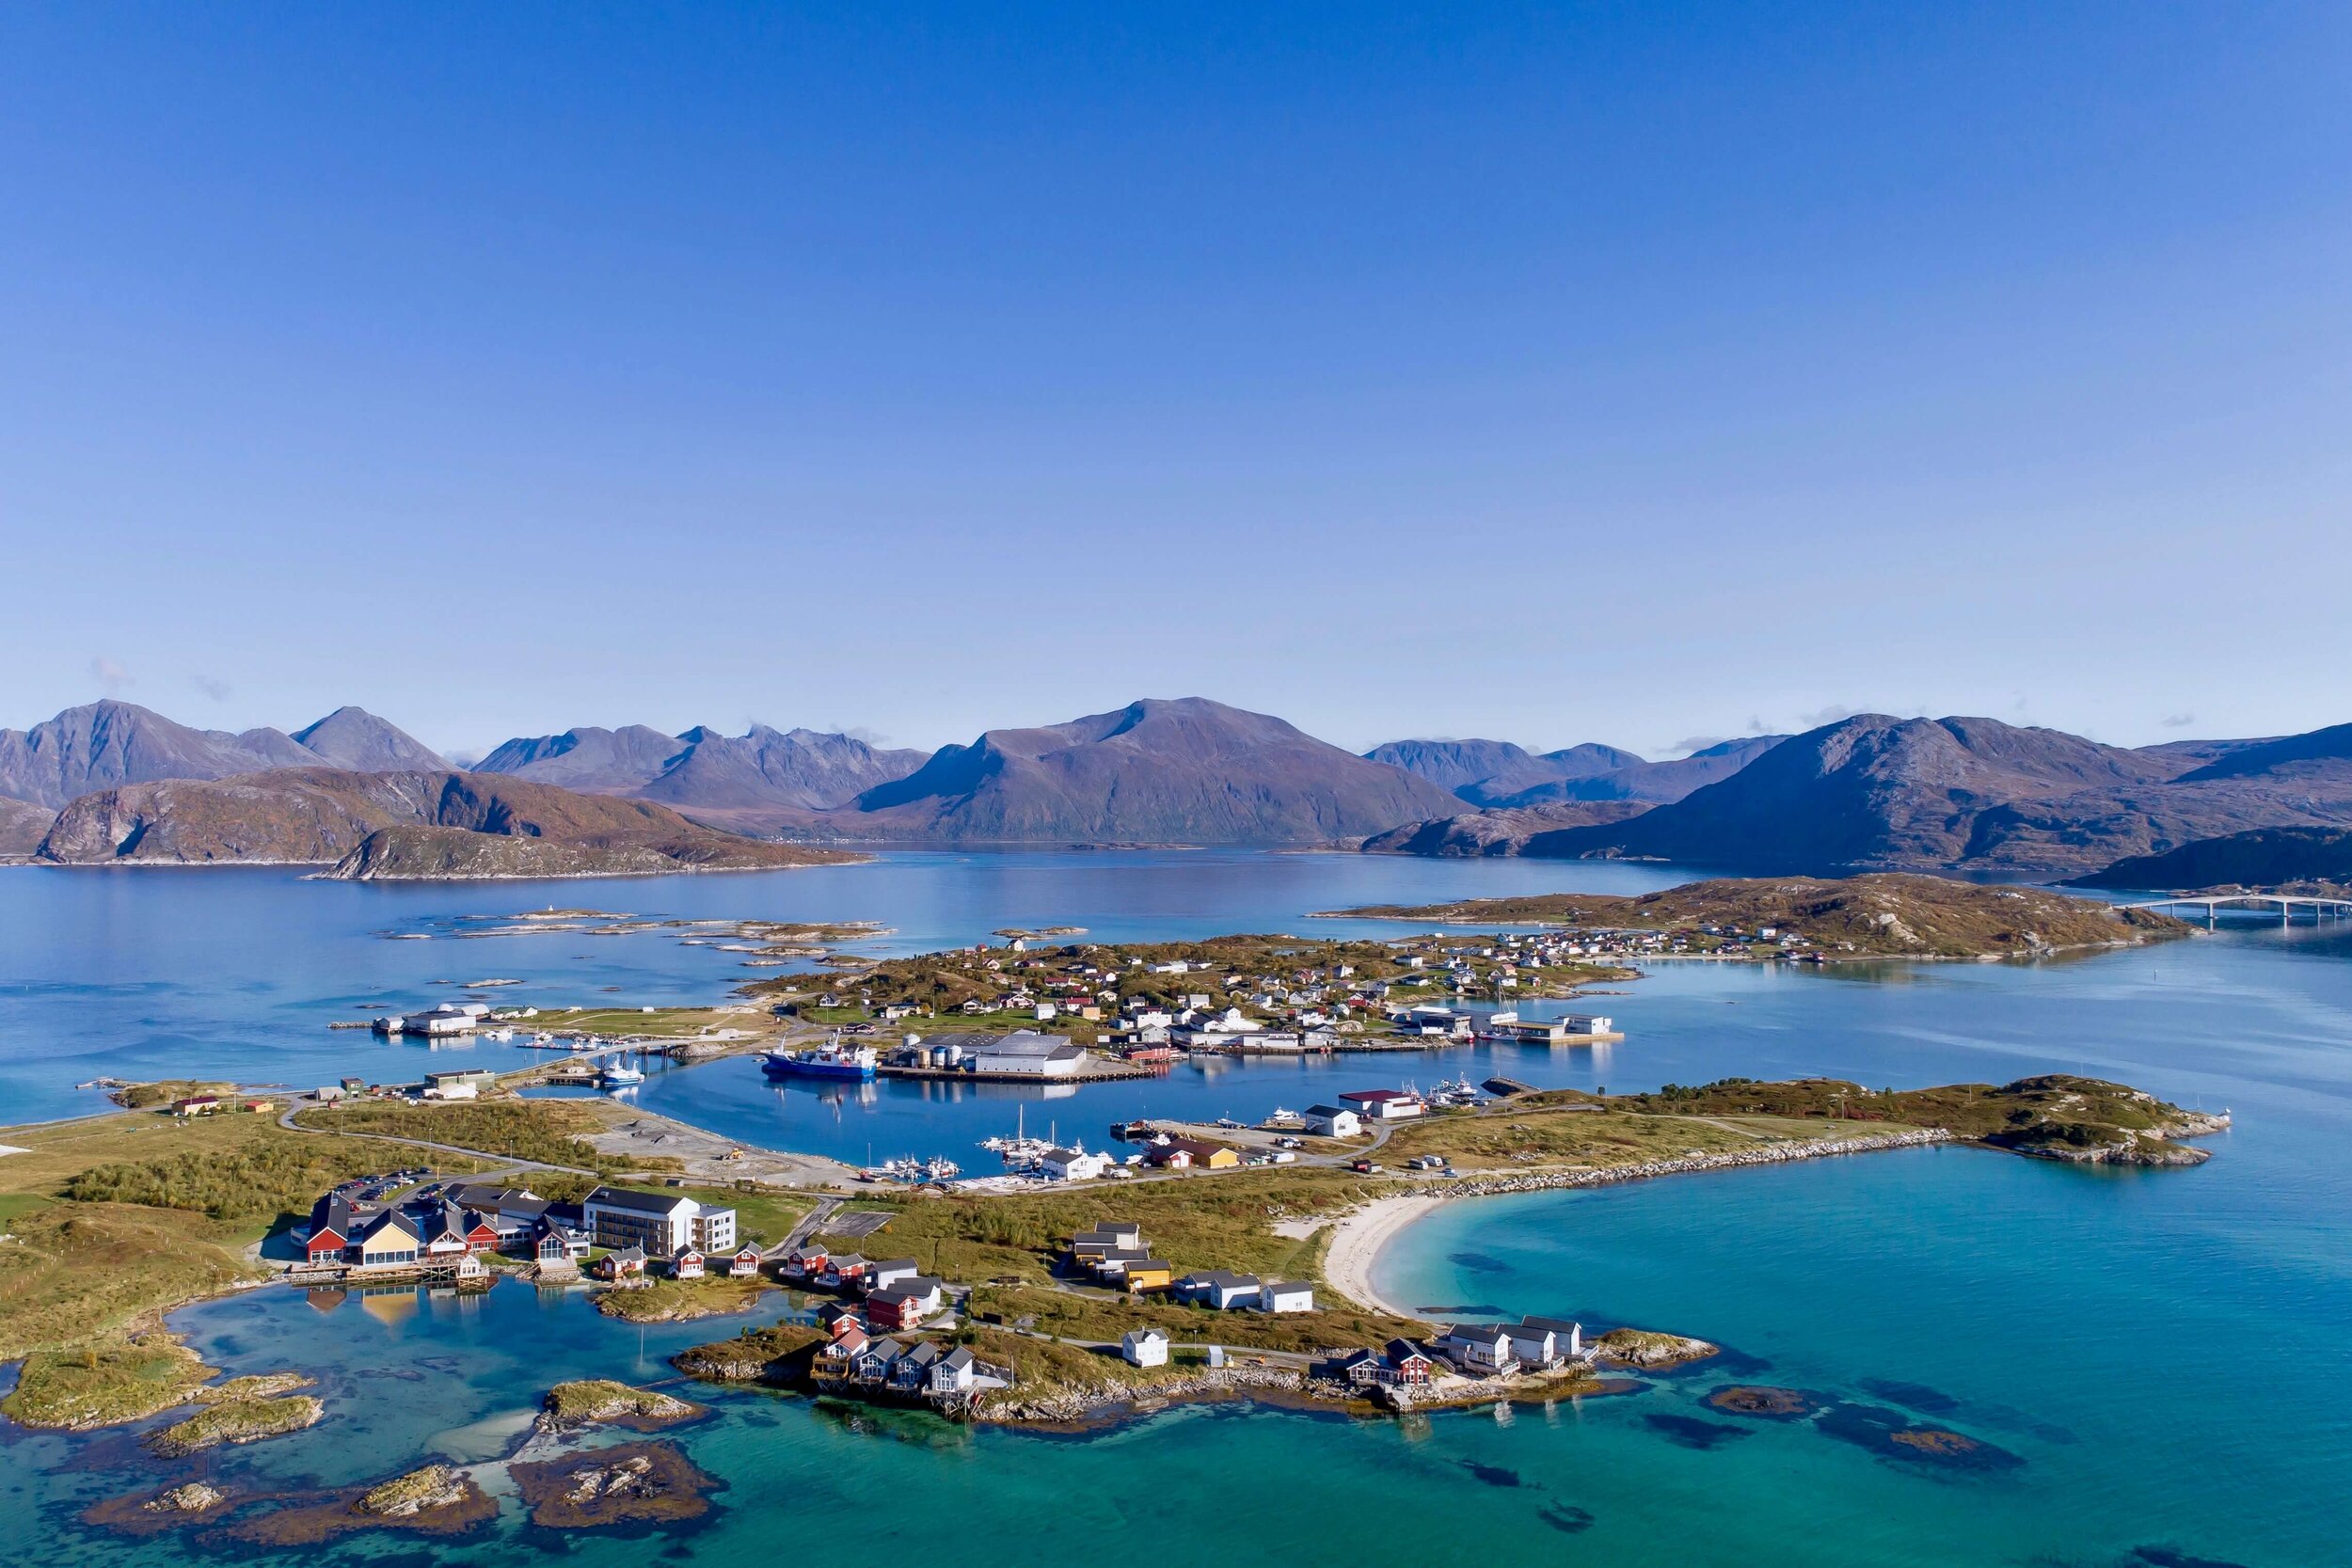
[525,1006,758,1039]
[1378,1103,1899,1171]
[289,1097,680,1177]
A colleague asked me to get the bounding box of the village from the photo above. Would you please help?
[282,1159,1614,1422]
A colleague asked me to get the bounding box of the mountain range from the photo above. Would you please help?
[1391,713,2352,874]
[475,723,931,828]
[0,701,446,810]
[1365,735,1788,806]
[7,697,2351,871]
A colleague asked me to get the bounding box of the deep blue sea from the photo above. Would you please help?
[3,853,2347,1566]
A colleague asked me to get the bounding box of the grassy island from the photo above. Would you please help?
[543,1379,704,1430]
[150,1390,323,1454]
[1325,873,2190,958]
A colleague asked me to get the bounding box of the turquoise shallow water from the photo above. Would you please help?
[2,857,2348,1565]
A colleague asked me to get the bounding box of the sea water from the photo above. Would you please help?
[1,856,2346,1565]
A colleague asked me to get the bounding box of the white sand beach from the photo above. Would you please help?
[1320,1194,1447,1321]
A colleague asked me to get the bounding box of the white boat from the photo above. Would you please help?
[600,1063,645,1086]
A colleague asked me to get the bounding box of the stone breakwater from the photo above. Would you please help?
[1431,1130,1956,1200]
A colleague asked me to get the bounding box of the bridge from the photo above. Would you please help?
[2124,894,2352,926]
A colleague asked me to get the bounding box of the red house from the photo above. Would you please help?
[728,1246,763,1278]
[306,1226,347,1265]
[462,1212,500,1253]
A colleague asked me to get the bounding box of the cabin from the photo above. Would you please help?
[853,1338,905,1383]
[1122,1259,1176,1293]
[595,1245,648,1281]
[728,1245,763,1278]
[887,1340,944,1391]
[1258,1281,1316,1314]
[1517,1316,1584,1362]
[671,1247,707,1280]
[1121,1328,1170,1369]
[1176,1271,1262,1310]
[535,1229,575,1265]
[866,1276,945,1329]
[305,1223,348,1265]
[1321,1348,1382,1386]
[172,1095,221,1117]
[355,1211,421,1268]
[1435,1323,1518,1375]
[818,1253,869,1290]
[783,1245,829,1279]
[930,1345,979,1395]
[816,1324,868,1376]
[1378,1339,1437,1386]
[1073,1221,1143,1250]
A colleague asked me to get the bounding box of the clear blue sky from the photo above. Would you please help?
[2,4,2344,758]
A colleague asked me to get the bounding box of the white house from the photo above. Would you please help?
[866,1257,922,1291]
[1122,1328,1170,1368]
[1303,1104,1362,1138]
[1518,1315,1584,1362]
[1257,1281,1316,1313]
[1435,1323,1519,1374]
[930,1345,979,1394]
[1041,1146,1111,1181]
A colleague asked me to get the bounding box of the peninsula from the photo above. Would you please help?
[1324,873,2189,959]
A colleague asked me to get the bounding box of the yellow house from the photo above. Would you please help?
[1123,1259,1175,1293]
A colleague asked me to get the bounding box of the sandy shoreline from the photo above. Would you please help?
[1321,1195,1448,1321]
[1320,1131,1956,1322]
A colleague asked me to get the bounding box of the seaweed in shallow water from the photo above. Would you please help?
[1447,1252,1509,1275]
[1814,1403,2024,1474]
[2131,1548,2253,1568]
[1857,1376,1961,1416]
[1454,1461,1524,1488]
[1642,1413,1752,1450]
[1538,1503,1596,1535]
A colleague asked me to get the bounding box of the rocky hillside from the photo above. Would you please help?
[33,768,853,877]
[1358,800,1653,856]
[0,701,443,809]
[1334,873,2188,958]
[843,697,1461,845]
[2068,827,2352,893]
[0,798,52,857]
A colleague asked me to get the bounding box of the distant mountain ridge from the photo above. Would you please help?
[0,701,444,809]
[1366,734,1788,807]
[32,768,850,877]
[1461,713,2352,874]
[473,722,930,820]
[848,697,1461,844]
